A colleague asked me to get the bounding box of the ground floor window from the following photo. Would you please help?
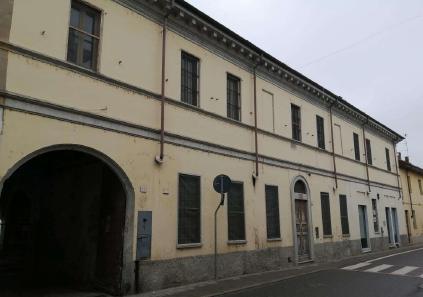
[178,174,201,245]
[372,199,379,233]
[320,192,332,236]
[265,185,281,239]
[228,182,245,241]
[339,195,349,235]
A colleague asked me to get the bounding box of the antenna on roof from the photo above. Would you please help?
[404,133,409,158]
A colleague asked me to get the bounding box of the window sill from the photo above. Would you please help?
[176,243,202,249]
[323,235,333,239]
[180,100,200,109]
[342,234,351,238]
[267,238,282,242]
[227,240,247,245]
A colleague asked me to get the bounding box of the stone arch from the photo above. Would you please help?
[0,144,135,295]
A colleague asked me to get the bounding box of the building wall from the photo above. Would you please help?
[400,167,423,242]
[0,0,406,293]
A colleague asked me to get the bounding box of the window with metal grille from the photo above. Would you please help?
[419,179,423,195]
[67,0,100,70]
[365,138,372,165]
[265,185,281,239]
[385,148,391,171]
[353,133,360,161]
[228,182,245,241]
[320,192,332,236]
[227,74,241,121]
[372,199,379,233]
[291,104,301,141]
[178,174,201,245]
[181,52,199,106]
[339,195,349,235]
[316,115,325,149]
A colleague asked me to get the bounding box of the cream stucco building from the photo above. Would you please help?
[0,0,406,295]
[399,156,423,244]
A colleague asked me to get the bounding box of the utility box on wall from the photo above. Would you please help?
[136,211,152,260]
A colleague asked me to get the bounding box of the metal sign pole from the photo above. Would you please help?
[212,174,231,281]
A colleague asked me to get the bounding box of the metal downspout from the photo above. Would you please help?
[329,100,338,189]
[362,117,371,192]
[157,16,168,164]
[393,142,402,200]
[253,66,259,179]
[406,169,414,218]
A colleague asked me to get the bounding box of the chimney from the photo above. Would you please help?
[405,156,410,163]
[398,152,402,160]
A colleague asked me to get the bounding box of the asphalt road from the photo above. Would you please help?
[221,248,423,297]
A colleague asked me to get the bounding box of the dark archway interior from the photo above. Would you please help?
[0,150,126,295]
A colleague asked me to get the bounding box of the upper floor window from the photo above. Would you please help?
[419,179,423,195]
[227,74,241,121]
[316,115,325,150]
[365,138,373,165]
[385,148,391,171]
[407,175,412,193]
[67,0,100,71]
[353,133,360,161]
[181,52,200,106]
[291,104,301,142]
[178,174,201,245]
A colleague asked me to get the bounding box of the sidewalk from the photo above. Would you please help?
[133,244,423,297]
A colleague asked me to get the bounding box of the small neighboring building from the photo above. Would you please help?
[399,156,423,243]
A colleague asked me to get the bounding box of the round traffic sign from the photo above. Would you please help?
[213,175,232,194]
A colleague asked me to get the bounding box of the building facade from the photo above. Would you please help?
[399,156,423,244]
[0,0,406,295]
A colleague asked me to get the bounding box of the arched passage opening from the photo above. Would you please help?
[0,149,129,295]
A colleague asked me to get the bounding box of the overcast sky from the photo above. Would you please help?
[185,0,423,167]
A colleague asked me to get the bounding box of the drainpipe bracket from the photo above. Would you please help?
[252,174,258,187]
[155,155,164,165]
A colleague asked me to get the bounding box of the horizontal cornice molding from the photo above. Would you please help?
[0,89,400,193]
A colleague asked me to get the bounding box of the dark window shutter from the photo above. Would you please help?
[320,192,332,236]
[228,182,245,241]
[291,104,301,141]
[366,139,372,165]
[227,74,241,121]
[181,52,199,106]
[178,174,201,244]
[265,185,281,239]
[353,133,360,161]
[339,195,349,235]
[385,148,391,171]
[316,115,325,149]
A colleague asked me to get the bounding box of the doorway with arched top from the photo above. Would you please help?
[291,177,313,263]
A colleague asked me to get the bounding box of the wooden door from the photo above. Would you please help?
[295,199,309,259]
